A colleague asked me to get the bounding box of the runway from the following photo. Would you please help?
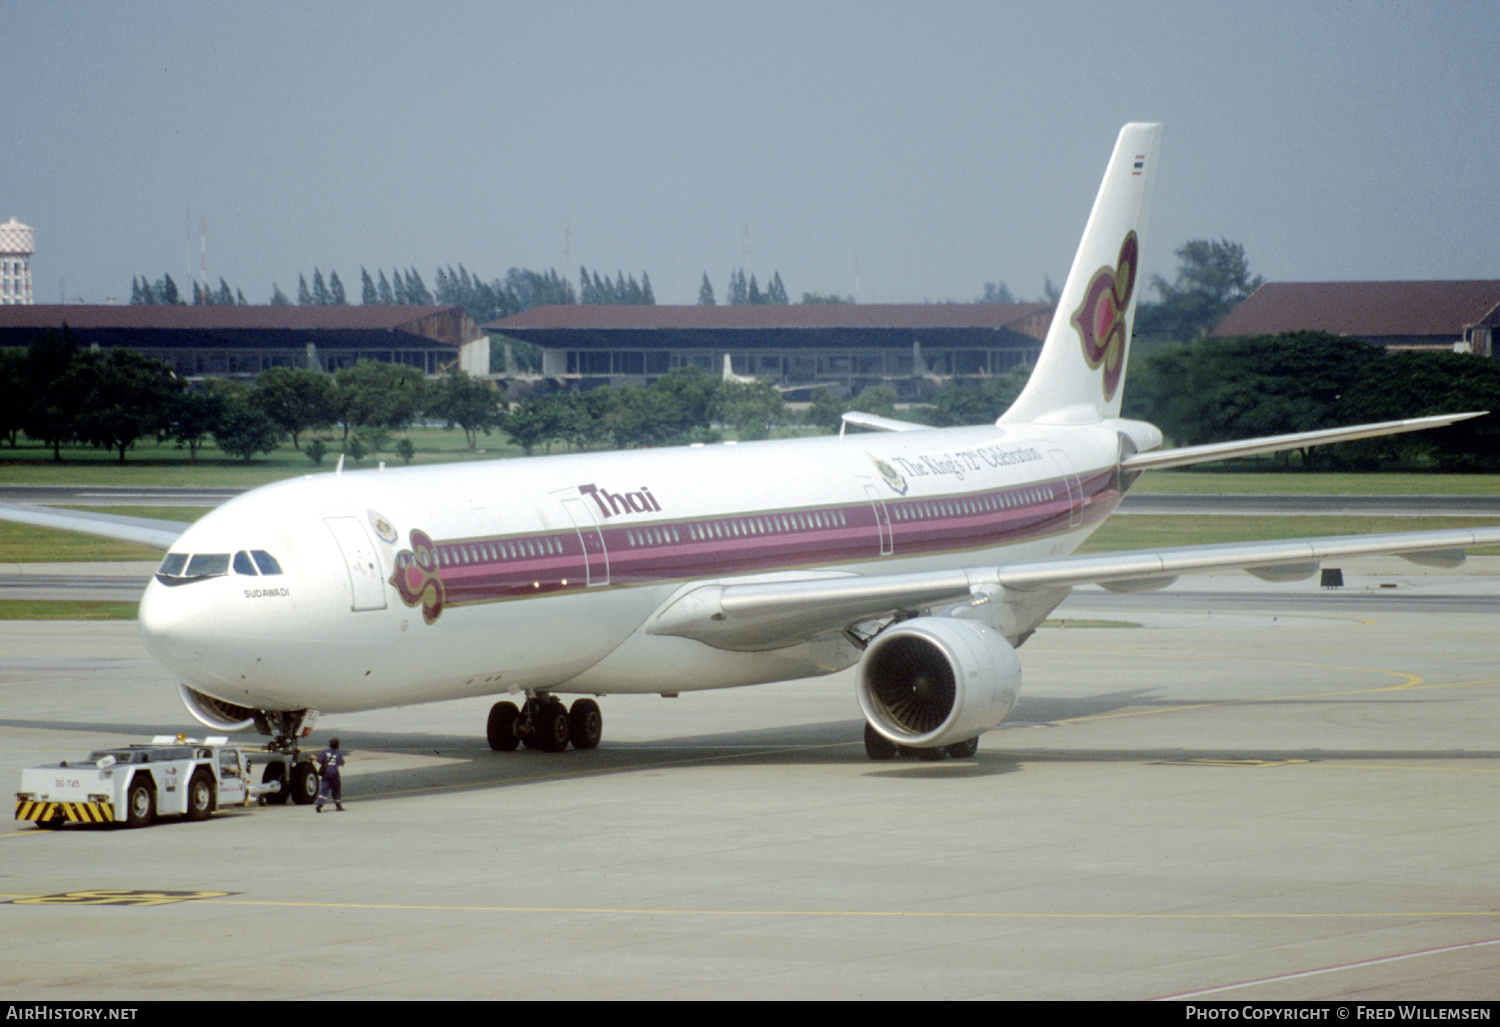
[2,559,1498,1000]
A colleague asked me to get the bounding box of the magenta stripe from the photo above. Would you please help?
[420,471,1121,608]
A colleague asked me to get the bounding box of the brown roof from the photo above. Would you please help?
[1212,282,1500,340]
[488,303,1054,334]
[0,303,468,333]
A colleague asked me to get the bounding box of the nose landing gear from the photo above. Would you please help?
[487,695,603,753]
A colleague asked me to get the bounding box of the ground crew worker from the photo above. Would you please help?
[316,738,345,812]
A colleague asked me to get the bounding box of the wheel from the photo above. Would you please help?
[535,700,571,753]
[946,737,980,759]
[289,761,319,805]
[863,722,898,761]
[186,770,215,821]
[261,762,289,805]
[568,699,602,750]
[124,776,156,828]
[487,701,521,751]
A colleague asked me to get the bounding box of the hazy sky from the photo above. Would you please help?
[4,0,1497,308]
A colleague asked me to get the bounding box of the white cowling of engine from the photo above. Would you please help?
[856,617,1022,749]
[178,682,257,733]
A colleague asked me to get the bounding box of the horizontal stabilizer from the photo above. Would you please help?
[1122,412,1488,472]
[996,527,1500,592]
[840,411,931,434]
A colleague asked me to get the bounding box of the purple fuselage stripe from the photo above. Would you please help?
[423,470,1120,607]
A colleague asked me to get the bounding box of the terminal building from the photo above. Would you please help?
[0,304,489,377]
[487,303,1054,398]
[1213,281,1500,357]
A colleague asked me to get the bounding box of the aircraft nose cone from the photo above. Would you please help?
[138,579,216,682]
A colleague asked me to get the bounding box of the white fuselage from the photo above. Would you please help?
[138,421,1132,716]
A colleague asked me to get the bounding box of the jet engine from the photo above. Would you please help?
[178,682,257,733]
[856,617,1021,749]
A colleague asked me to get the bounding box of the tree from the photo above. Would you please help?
[765,272,788,304]
[213,395,283,462]
[19,327,84,460]
[0,348,29,445]
[429,371,503,450]
[1137,238,1263,342]
[72,349,183,463]
[252,366,337,449]
[331,360,427,443]
[805,387,845,431]
[698,273,716,305]
[162,389,227,462]
[713,379,784,440]
[925,368,1032,426]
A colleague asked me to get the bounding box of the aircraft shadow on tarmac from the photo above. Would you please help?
[7,687,1495,808]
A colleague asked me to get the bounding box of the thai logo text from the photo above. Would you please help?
[578,483,661,518]
[1071,231,1137,402]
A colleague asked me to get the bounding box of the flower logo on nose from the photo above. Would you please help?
[1071,231,1138,402]
[391,529,445,624]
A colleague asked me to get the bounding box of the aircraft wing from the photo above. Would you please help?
[0,501,189,551]
[647,526,1500,652]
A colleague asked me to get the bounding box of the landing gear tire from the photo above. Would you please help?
[261,763,289,805]
[487,701,521,752]
[289,761,319,805]
[568,699,602,750]
[946,737,980,759]
[125,776,155,828]
[187,770,215,821]
[535,699,571,753]
[864,723,898,761]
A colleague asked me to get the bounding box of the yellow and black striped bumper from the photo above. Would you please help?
[15,800,115,825]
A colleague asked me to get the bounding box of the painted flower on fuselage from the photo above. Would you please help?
[391,529,446,624]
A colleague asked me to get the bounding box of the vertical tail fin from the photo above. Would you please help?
[1000,123,1161,425]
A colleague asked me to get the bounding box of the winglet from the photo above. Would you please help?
[1001,123,1162,426]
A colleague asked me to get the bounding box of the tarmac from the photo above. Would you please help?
[2,559,1498,1001]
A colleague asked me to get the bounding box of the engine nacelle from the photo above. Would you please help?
[857,617,1022,749]
[178,682,257,733]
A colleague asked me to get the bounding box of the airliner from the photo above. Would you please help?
[5,123,1496,784]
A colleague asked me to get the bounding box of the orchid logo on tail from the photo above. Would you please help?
[1071,231,1138,402]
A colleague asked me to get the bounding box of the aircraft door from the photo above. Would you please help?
[1049,450,1084,528]
[863,485,894,556]
[324,516,389,612]
[559,497,610,587]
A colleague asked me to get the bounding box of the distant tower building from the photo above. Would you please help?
[0,217,35,305]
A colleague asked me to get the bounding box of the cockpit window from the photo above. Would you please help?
[157,550,280,586]
[186,553,231,577]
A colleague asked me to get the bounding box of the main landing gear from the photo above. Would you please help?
[487,695,603,753]
[862,723,980,762]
